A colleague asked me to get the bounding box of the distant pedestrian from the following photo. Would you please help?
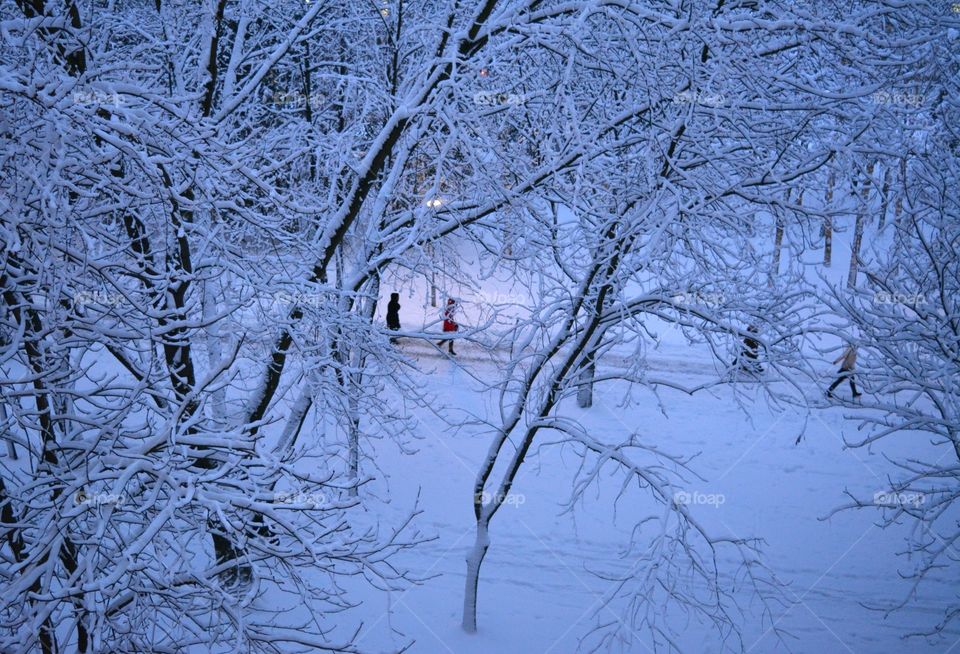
[826,344,861,399]
[386,292,401,343]
[738,324,763,373]
[437,298,458,355]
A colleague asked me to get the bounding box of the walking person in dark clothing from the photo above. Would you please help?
[437,298,458,355]
[827,344,861,399]
[386,292,401,343]
[738,324,763,373]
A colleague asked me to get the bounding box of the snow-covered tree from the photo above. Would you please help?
[457,0,953,647]
[0,0,428,650]
[828,106,960,636]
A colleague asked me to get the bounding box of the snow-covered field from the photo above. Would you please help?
[346,336,959,653]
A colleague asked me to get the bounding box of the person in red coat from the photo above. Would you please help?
[437,298,458,355]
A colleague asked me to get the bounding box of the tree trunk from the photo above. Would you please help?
[462,519,490,633]
[793,188,804,265]
[0,401,15,459]
[576,355,596,408]
[877,164,892,229]
[771,188,801,282]
[893,157,907,231]
[823,172,834,267]
[300,40,318,232]
[771,214,785,283]
[847,162,875,288]
[347,384,360,497]
[426,241,438,307]
[346,279,379,497]
[202,275,227,426]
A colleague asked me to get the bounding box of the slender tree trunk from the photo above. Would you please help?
[346,279,379,496]
[793,188,804,256]
[847,162,875,288]
[427,240,437,307]
[459,220,626,636]
[893,157,907,232]
[203,275,226,426]
[576,346,597,408]
[877,164,892,229]
[771,188,800,283]
[823,172,834,267]
[347,387,360,496]
[771,213,785,283]
[2,275,87,653]
[302,40,318,234]
[0,401,15,459]
[462,519,490,633]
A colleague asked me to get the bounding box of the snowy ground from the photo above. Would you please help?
[340,336,960,654]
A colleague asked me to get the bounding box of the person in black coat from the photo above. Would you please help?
[739,324,763,372]
[386,292,401,343]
